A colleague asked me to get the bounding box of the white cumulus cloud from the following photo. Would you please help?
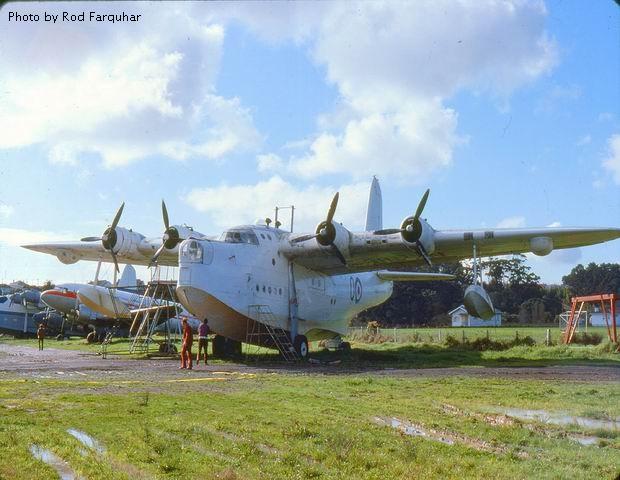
[496,216,526,228]
[184,176,371,231]
[218,0,557,183]
[602,133,620,185]
[0,5,260,168]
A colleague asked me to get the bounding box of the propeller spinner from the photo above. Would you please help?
[291,192,347,265]
[374,189,432,266]
[150,200,183,266]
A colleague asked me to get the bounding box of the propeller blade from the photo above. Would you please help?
[373,228,402,235]
[162,199,170,231]
[80,237,101,242]
[332,244,347,266]
[413,189,430,222]
[110,251,120,274]
[110,202,125,230]
[290,234,317,244]
[416,241,432,267]
[150,243,167,266]
[326,192,339,224]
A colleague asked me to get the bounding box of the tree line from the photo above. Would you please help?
[356,258,620,326]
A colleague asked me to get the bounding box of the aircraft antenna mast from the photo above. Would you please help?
[274,205,295,232]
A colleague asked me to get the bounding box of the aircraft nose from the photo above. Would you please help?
[40,290,58,309]
[41,289,75,311]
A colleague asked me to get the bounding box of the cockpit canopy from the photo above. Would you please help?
[219,229,259,245]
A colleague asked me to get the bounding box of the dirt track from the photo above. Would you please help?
[1,343,619,383]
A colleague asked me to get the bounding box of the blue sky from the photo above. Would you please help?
[0,1,618,285]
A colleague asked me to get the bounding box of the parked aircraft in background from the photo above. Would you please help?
[0,289,45,336]
[22,178,620,357]
[41,264,200,337]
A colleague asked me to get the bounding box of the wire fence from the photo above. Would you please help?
[345,325,611,345]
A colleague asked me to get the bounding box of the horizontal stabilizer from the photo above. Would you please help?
[376,271,455,282]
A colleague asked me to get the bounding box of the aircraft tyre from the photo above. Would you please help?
[340,341,351,352]
[212,335,242,358]
[294,335,309,358]
[86,331,97,344]
[212,335,226,358]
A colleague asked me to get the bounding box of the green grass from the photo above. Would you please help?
[0,372,618,479]
[1,332,619,478]
[352,326,613,344]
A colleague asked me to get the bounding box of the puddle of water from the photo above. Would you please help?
[374,417,454,445]
[567,434,600,446]
[30,444,77,480]
[67,428,105,454]
[495,408,619,431]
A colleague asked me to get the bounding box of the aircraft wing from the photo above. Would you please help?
[283,227,620,274]
[21,240,178,267]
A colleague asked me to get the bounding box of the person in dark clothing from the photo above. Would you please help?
[196,318,211,365]
[37,323,46,351]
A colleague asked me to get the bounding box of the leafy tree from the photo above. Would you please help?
[562,262,620,296]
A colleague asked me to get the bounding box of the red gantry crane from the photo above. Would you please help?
[563,294,618,345]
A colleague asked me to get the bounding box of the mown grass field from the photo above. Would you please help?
[0,331,619,479]
[0,368,619,479]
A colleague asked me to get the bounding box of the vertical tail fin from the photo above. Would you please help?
[118,264,137,288]
[365,176,382,232]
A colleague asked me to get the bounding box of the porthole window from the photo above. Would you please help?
[267,234,272,240]
[268,286,272,294]
[256,285,259,292]
[260,234,265,239]
[272,258,276,266]
[279,288,282,295]
[262,286,265,293]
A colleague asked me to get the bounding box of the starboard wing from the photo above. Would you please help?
[282,226,620,274]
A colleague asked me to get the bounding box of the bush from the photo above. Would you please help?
[571,332,603,345]
[443,334,536,351]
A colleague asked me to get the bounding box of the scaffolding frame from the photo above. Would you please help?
[563,294,618,344]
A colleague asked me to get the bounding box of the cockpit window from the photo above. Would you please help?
[220,229,259,245]
[0,296,6,304]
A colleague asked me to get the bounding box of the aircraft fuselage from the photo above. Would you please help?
[176,225,392,343]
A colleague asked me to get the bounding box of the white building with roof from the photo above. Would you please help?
[449,305,502,327]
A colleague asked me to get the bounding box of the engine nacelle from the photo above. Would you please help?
[399,217,435,254]
[76,305,99,324]
[316,221,351,259]
[109,227,144,256]
[530,236,553,256]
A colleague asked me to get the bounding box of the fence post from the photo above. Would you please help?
[462,329,465,344]
[394,328,397,343]
[438,329,442,343]
[486,329,489,340]
[545,328,550,346]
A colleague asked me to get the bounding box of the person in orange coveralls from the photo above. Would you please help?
[180,317,193,370]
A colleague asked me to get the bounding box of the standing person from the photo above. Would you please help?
[196,318,210,365]
[36,323,46,351]
[180,317,193,370]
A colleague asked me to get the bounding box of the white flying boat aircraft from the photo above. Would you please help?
[23,179,620,357]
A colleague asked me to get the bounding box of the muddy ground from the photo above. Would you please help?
[1,343,618,383]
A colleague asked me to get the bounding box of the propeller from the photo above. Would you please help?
[373,189,432,266]
[150,200,182,266]
[81,202,125,273]
[290,192,347,265]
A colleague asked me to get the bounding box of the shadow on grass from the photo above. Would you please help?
[238,343,620,372]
